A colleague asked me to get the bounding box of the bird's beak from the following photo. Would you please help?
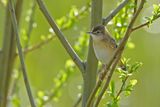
[86,31,92,35]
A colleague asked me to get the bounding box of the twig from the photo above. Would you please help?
[40,83,62,106]
[36,0,85,72]
[11,1,37,96]
[39,70,67,106]
[9,0,36,107]
[102,0,130,25]
[25,1,36,48]
[132,21,149,31]
[115,76,129,99]
[24,36,54,54]
[94,52,123,107]
[93,0,145,106]
[86,65,109,106]
[73,95,82,107]
[132,14,160,32]
[133,0,138,14]
[15,35,55,57]
[15,4,90,57]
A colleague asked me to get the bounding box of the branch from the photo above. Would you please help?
[15,4,90,57]
[36,0,85,72]
[94,0,145,106]
[73,95,82,107]
[25,1,36,48]
[132,14,160,31]
[14,35,55,57]
[0,0,23,106]
[133,0,138,14]
[94,52,123,107]
[115,76,129,99]
[102,0,130,25]
[11,1,37,97]
[8,0,36,107]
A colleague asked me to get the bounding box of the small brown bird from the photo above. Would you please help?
[88,25,125,69]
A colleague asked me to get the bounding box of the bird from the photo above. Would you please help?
[87,25,125,70]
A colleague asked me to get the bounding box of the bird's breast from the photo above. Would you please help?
[93,42,114,64]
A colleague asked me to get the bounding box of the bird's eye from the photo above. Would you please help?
[96,30,101,34]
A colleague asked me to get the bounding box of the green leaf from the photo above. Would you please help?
[130,79,137,86]
[107,101,119,107]
[124,79,138,96]
[108,81,115,98]
[65,60,75,68]
[130,62,143,73]
[12,95,20,107]
[37,91,45,98]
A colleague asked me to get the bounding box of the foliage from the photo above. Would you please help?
[145,4,160,27]
[106,59,142,107]
[109,0,136,49]
[36,32,88,106]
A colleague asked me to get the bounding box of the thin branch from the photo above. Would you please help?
[133,0,138,14]
[102,0,130,25]
[94,0,145,106]
[132,14,160,32]
[40,84,62,106]
[86,65,108,106]
[73,95,82,107]
[115,76,129,99]
[11,1,37,96]
[0,0,23,106]
[24,36,54,54]
[8,0,36,107]
[94,52,123,107]
[15,4,90,57]
[132,21,149,31]
[15,35,55,57]
[36,0,85,72]
[25,1,36,48]
[39,71,66,106]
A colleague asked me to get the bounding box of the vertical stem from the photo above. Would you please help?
[9,0,36,106]
[0,0,23,106]
[5,0,24,99]
[0,4,12,106]
[82,0,102,106]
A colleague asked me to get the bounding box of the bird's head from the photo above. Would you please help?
[87,25,105,41]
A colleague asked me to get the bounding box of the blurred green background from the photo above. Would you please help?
[0,0,160,107]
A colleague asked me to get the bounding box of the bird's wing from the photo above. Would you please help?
[102,35,117,49]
